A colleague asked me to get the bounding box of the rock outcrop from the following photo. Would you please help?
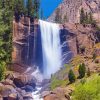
[12,16,38,67]
[48,0,100,23]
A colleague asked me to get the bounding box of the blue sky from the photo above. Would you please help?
[40,0,62,18]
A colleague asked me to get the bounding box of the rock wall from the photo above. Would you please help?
[48,0,100,23]
[12,16,38,67]
[12,16,99,67]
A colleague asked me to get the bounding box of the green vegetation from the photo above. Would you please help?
[92,53,97,61]
[50,64,72,90]
[72,74,100,100]
[78,63,86,78]
[71,55,84,66]
[87,68,91,77]
[68,69,76,83]
[80,8,86,24]
[0,62,6,81]
[50,75,68,90]
[0,0,40,81]
[26,0,40,18]
[80,8,96,25]
[55,8,62,23]
[62,14,68,23]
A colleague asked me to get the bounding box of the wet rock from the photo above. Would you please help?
[8,93,17,100]
[27,80,36,89]
[22,85,35,92]
[13,78,24,88]
[23,93,33,100]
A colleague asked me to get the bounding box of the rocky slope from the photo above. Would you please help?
[48,0,100,23]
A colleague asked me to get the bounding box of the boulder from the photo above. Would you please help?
[1,79,15,87]
[43,87,72,100]
[27,79,36,89]
[8,93,17,100]
[23,93,33,100]
[22,85,35,92]
[13,78,24,88]
[0,85,16,97]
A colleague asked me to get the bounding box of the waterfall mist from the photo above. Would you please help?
[39,20,62,78]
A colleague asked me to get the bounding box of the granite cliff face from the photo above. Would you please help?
[48,0,100,23]
[12,17,100,68]
[12,17,39,67]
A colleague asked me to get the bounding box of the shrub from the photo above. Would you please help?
[87,67,91,77]
[92,53,96,61]
[95,59,99,63]
[0,62,6,81]
[78,63,86,78]
[68,69,76,83]
[72,74,100,100]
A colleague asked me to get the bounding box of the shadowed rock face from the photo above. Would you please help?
[48,0,100,23]
[12,17,42,68]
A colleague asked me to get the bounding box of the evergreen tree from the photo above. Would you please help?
[33,0,40,18]
[87,67,91,77]
[85,12,89,24]
[14,0,25,15]
[80,8,86,24]
[78,63,86,78]
[89,12,93,24]
[55,8,61,23]
[63,14,67,23]
[0,0,15,80]
[26,0,34,17]
[68,69,76,83]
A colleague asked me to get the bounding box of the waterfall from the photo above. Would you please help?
[39,20,62,78]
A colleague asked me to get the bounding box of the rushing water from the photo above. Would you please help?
[32,87,43,100]
[39,20,62,78]
[32,20,62,99]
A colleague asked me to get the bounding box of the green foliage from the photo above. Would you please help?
[78,63,86,78]
[33,0,40,18]
[80,8,95,25]
[87,68,91,77]
[0,61,6,81]
[50,75,68,90]
[55,8,62,23]
[92,53,97,61]
[63,14,68,23]
[68,69,76,83]
[26,0,34,16]
[72,74,100,100]
[80,8,86,24]
[0,1,13,63]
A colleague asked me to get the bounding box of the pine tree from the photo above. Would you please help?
[78,63,86,78]
[63,14,67,23]
[26,0,34,17]
[68,69,76,83]
[33,0,40,18]
[80,8,86,24]
[55,8,61,23]
[87,67,91,77]
[89,12,93,24]
[85,12,89,24]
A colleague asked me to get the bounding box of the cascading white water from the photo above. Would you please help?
[39,20,62,78]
